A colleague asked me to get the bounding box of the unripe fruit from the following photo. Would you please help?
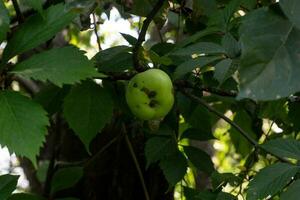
[126,69,174,120]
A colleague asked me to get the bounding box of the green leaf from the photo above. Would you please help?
[124,0,168,27]
[186,105,212,134]
[0,91,49,162]
[63,81,114,150]
[208,0,241,31]
[55,198,79,200]
[216,192,237,200]
[183,146,214,174]
[174,56,222,79]
[288,101,300,131]
[280,0,300,30]
[0,0,10,43]
[229,110,256,156]
[222,33,240,58]
[12,47,97,87]
[36,161,49,182]
[214,59,233,84]
[51,167,83,194]
[0,174,19,200]
[261,138,300,160]
[24,0,44,17]
[211,171,242,190]
[8,193,45,200]
[2,3,77,63]
[145,136,177,168]
[184,187,218,200]
[238,8,300,100]
[259,99,288,121]
[180,128,215,141]
[175,27,221,48]
[120,33,137,46]
[34,85,70,115]
[280,179,300,200]
[171,42,224,56]
[193,0,217,17]
[194,190,218,200]
[93,45,133,72]
[247,163,299,200]
[159,151,188,186]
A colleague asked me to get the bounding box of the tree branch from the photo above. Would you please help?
[175,80,237,97]
[180,88,292,164]
[132,0,166,72]
[11,0,24,23]
[123,125,150,200]
[92,13,102,51]
[84,135,119,168]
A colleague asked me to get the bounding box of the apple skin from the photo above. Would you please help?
[126,69,174,120]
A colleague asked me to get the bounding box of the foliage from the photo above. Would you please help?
[0,0,300,199]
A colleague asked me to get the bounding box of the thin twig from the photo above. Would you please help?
[132,0,166,72]
[92,13,102,51]
[180,88,292,164]
[84,135,119,167]
[175,80,237,97]
[43,115,62,197]
[123,125,150,200]
[11,0,24,23]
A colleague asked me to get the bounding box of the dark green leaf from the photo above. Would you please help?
[145,136,177,168]
[288,101,300,130]
[229,110,256,156]
[211,171,242,190]
[0,174,19,200]
[51,167,83,194]
[174,56,222,79]
[55,198,79,200]
[36,161,49,182]
[247,163,299,200]
[184,187,218,200]
[63,81,114,150]
[183,146,214,174]
[216,192,237,200]
[125,0,168,27]
[159,151,188,186]
[0,91,49,162]
[93,46,133,72]
[208,0,241,31]
[186,105,212,134]
[8,193,45,200]
[0,0,9,43]
[193,0,217,17]
[175,27,221,48]
[171,42,225,56]
[261,138,300,160]
[195,191,218,200]
[12,47,98,87]
[24,0,44,17]
[222,33,240,58]
[238,8,300,100]
[280,179,300,200]
[280,0,300,29]
[180,128,215,141]
[259,99,288,121]
[214,59,233,84]
[34,85,70,115]
[120,33,137,46]
[2,4,77,62]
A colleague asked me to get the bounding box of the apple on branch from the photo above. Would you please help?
[126,69,174,120]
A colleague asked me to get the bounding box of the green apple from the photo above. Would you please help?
[126,69,174,120]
